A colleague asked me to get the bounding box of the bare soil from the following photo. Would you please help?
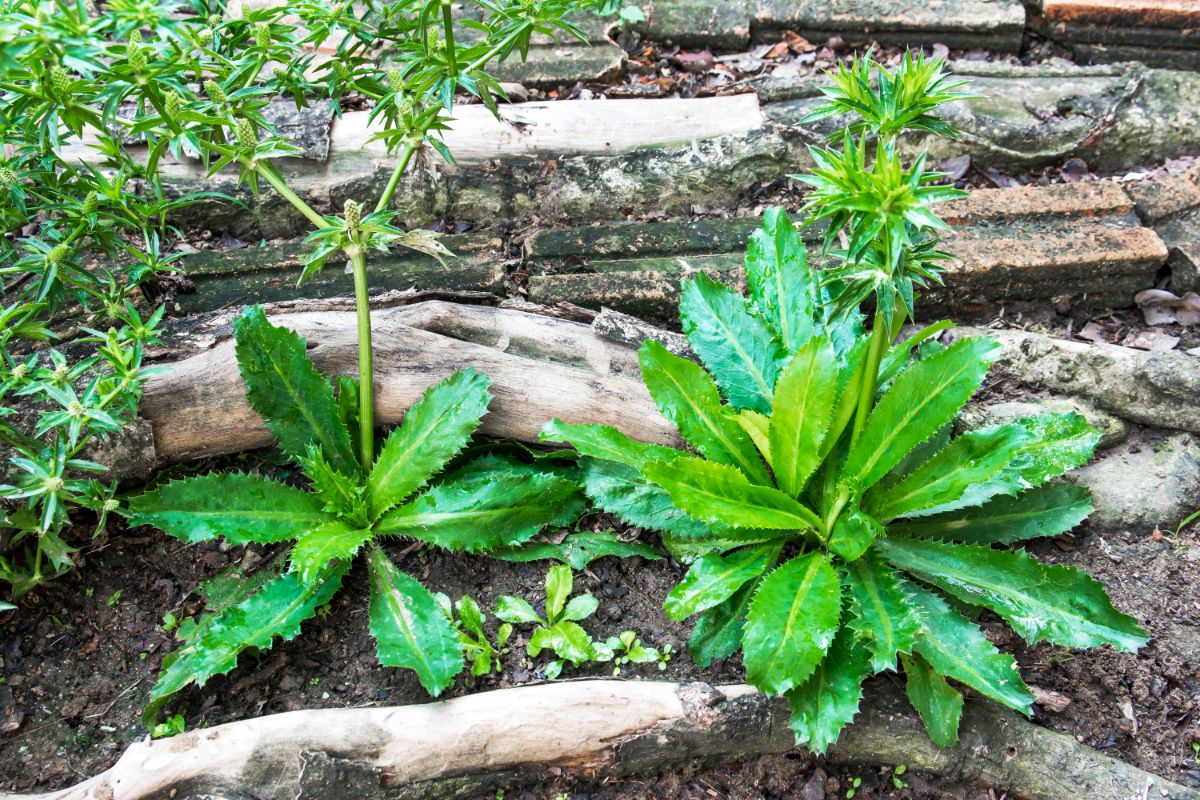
[2,438,1198,798]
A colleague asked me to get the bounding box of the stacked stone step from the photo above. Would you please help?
[523,181,1169,320]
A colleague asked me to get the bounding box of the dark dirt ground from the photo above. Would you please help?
[2,441,1198,798]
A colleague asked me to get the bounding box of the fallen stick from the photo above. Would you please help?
[4,680,1195,800]
[137,300,676,464]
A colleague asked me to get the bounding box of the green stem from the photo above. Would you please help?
[349,246,375,469]
[373,141,419,214]
[850,311,890,444]
[441,0,458,78]
[463,24,529,75]
[249,160,328,229]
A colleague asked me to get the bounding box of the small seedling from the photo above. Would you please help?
[1192,741,1199,765]
[892,764,908,789]
[161,613,177,633]
[151,713,186,739]
[597,630,660,675]
[105,590,122,607]
[439,594,512,677]
[846,776,862,799]
[496,565,600,679]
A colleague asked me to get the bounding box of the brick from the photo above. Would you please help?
[1040,0,1200,67]
[526,181,1169,321]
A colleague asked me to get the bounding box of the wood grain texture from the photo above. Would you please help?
[138,302,676,463]
[6,679,1196,800]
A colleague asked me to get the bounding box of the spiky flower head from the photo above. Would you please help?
[43,476,64,494]
[82,191,99,214]
[254,22,270,49]
[343,199,361,231]
[127,31,146,72]
[234,118,257,151]
[49,65,70,93]
[11,363,29,381]
[0,167,16,186]
[387,67,404,94]
[103,498,120,512]
[203,79,227,104]
[46,243,70,265]
[67,400,85,419]
[164,90,182,121]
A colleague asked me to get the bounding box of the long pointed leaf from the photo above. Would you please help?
[905,582,1034,714]
[645,456,822,531]
[150,562,348,701]
[664,544,780,621]
[787,624,871,754]
[367,546,462,696]
[743,551,841,695]
[871,423,1031,520]
[745,208,815,352]
[882,537,1148,652]
[368,369,490,517]
[679,273,785,414]
[376,469,583,553]
[842,337,999,491]
[639,339,770,484]
[769,336,837,498]
[689,580,756,667]
[126,473,329,545]
[901,651,963,747]
[289,520,373,582]
[888,483,1093,545]
[234,306,358,475]
[843,552,923,672]
[541,418,681,468]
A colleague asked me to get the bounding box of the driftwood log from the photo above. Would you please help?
[119,300,677,470]
[3,680,1196,800]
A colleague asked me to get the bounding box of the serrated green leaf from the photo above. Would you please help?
[743,551,841,695]
[735,410,772,464]
[366,547,462,696]
[289,520,373,583]
[491,529,663,570]
[905,582,1034,714]
[879,536,1147,652]
[562,593,598,621]
[689,579,756,667]
[368,369,491,518]
[546,564,572,620]
[495,595,541,624]
[580,458,716,539]
[769,336,837,498]
[679,273,785,414]
[233,306,358,476]
[150,562,348,701]
[829,509,881,561]
[544,620,596,664]
[889,483,1093,545]
[375,469,583,553]
[787,624,871,754]
[842,337,1000,491]
[645,456,822,531]
[639,339,770,485]
[822,335,870,457]
[299,444,368,524]
[540,419,682,468]
[843,552,923,672]
[900,651,962,747]
[335,376,360,459]
[745,207,816,352]
[664,544,780,621]
[871,424,1031,520]
[126,473,330,545]
[1000,413,1100,488]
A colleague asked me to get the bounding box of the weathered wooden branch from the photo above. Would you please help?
[134,301,675,466]
[5,680,1196,800]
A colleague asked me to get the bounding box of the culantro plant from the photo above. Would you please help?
[543,52,1148,751]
